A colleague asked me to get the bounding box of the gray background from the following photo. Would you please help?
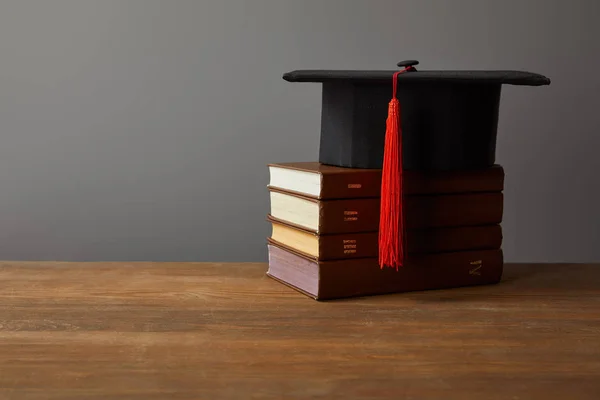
[0,0,598,262]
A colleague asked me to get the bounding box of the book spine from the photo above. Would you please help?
[317,249,504,300]
[407,225,503,254]
[318,198,381,234]
[404,192,504,229]
[317,193,503,234]
[319,171,382,199]
[318,232,379,259]
[317,225,502,260]
[403,166,505,195]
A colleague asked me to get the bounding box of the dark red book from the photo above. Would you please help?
[266,242,504,301]
[269,187,503,234]
[268,215,502,260]
[268,162,504,199]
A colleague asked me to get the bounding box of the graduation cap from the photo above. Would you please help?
[282,60,551,269]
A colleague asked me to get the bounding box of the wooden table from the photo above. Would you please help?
[0,262,598,399]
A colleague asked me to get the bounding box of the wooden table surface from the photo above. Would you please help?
[0,262,598,399]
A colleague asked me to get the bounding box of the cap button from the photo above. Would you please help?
[397,60,419,68]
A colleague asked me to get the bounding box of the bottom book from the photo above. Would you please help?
[266,242,504,301]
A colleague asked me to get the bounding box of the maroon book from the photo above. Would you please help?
[266,242,504,301]
[269,187,503,234]
[268,215,503,260]
[268,162,505,199]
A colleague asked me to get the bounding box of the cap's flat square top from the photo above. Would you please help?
[283,70,551,86]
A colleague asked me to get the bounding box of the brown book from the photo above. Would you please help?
[268,162,504,200]
[266,242,504,301]
[268,215,502,260]
[269,187,503,234]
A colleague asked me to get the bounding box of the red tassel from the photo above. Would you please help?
[379,68,410,270]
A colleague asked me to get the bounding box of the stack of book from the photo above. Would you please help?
[265,162,505,300]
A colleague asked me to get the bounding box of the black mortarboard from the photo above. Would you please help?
[283,60,551,170]
[281,60,550,269]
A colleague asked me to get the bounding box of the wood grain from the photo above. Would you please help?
[0,262,598,399]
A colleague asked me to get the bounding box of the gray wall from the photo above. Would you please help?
[0,0,598,262]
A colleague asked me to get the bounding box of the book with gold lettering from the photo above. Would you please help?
[266,242,503,300]
[268,162,504,200]
[268,186,503,235]
[268,215,502,261]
